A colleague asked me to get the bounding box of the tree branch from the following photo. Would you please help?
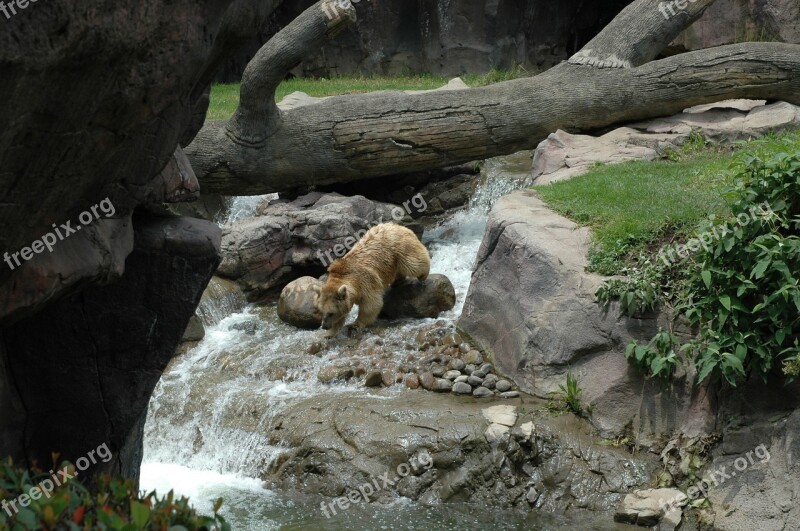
[569,0,718,68]
[226,0,356,146]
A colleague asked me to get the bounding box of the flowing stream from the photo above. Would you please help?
[140,153,621,529]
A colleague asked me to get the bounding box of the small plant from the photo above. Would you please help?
[625,329,682,380]
[557,372,583,416]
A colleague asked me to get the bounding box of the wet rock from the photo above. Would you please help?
[448,359,466,372]
[431,364,446,377]
[219,194,413,297]
[182,315,205,342]
[482,405,518,427]
[434,378,453,392]
[512,422,535,442]
[419,372,436,391]
[365,370,383,388]
[464,350,483,365]
[464,364,476,375]
[405,374,420,389]
[318,366,354,384]
[277,276,323,329]
[381,274,457,319]
[444,370,462,380]
[495,380,513,393]
[484,424,511,445]
[479,363,494,374]
[454,375,469,384]
[614,488,687,530]
[458,343,471,353]
[381,370,396,387]
[500,391,521,399]
[307,342,323,355]
[452,382,473,395]
[467,375,485,387]
[229,318,258,335]
[483,374,498,389]
[473,386,493,398]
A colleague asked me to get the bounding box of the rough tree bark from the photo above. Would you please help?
[185,0,800,195]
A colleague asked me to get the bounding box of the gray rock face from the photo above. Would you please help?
[218,1,632,80]
[381,275,456,320]
[0,216,221,477]
[265,392,654,514]
[459,190,712,444]
[218,193,420,297]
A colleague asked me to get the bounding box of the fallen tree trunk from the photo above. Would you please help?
[186,0,800,196]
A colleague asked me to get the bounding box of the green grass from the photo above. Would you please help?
[206,68,530,121]
[535,131,800,274]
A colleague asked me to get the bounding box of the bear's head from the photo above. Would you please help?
[313,282,353,331]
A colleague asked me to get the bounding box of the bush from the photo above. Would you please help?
[0,458,229,531]
[601,151,800,385]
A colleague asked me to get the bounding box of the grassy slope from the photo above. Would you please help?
[206,69,529,121]
[535,131,800,274]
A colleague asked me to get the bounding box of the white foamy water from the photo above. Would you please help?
[141,153,534,528]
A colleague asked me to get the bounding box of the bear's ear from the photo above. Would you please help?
[337,284,348,300]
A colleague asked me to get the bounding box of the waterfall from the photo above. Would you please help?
[141,152,534,528]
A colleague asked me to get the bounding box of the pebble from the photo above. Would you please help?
[499,391,520,399]
[434,378,453,392]
[364,370,383,387]
[444,370,462,380]
[419,372,436,391]
[381,370,396,387]
[464,350,483,365]
[318,366,354,383]
[458,343,471,353]
[479,363,494,374]
[354,365,366,377]
[405,374,420,389]
[431,364,446,378]
[454,375,469,384]
[464,364,476,375]
[307,342,323,355]
[473,386,493,398]
[472,370,487,379]
[467,374,484,386]
[483,374,498,389]
[495,380,513,392]
[452,382,473,395]
[448,359,466,371]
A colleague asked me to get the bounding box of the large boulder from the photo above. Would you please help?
[217,193,421,298]
[381,274,456,319]
[458,190,714,444]
[278,276,323,329]
[0,215,221,478]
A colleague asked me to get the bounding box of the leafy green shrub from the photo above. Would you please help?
[683,152,799,384]
[625,330,681,380]
[0,458,229,531]
[602,151,800,385]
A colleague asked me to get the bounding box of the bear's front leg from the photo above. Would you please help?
[354,296,384,330]
[324,315,347,339]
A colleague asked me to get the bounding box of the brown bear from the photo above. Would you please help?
[314,223,431,338]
